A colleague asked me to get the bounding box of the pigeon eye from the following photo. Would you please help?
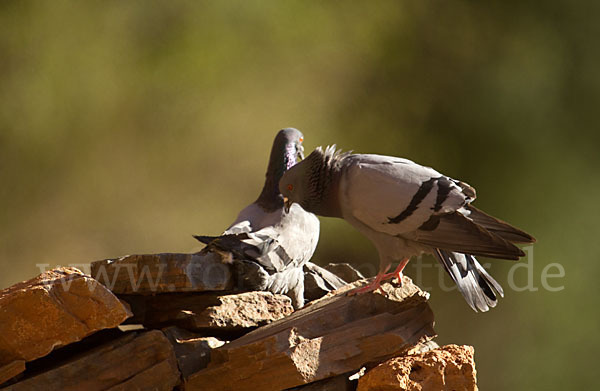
[299,137,303,143]
[287,184,294,191]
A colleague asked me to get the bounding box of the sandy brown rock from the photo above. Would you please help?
[91,252,233,295]
[4,330,179,391]
[0,361,25,386]
[162,326,225,378]
[0,267,131,366]
[324,263,365,283]
[185,277,435,391]
[122,291,293,336]
[406,340,440,355]
[357,344,477,391]
[286,372,357,391]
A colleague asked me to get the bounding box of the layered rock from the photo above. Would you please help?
[121,291,294,336]
[91,252,233,294]
[162,326,226,378]
[0,267,131,367]
[185,278,436,391]
[357,344,478,391]
[6,330,179,391]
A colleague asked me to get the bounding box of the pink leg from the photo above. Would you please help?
[348,272,386,295]
[348,264,391,295]
[381,258,410,285]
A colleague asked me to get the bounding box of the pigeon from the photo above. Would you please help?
[194,128,320,308]
[279,145,535,312]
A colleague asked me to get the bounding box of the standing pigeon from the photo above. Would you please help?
[194,128,320,308]
[279,145,535,312]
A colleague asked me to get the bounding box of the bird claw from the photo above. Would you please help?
[347,258,410,295]
[347,272,386,295]
[381,271,404,286]
[347,281,383,295]
[381,258,409,286]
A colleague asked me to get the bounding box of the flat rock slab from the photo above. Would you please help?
[162,326,226,379]
[303,263,348,302]
[324,263,365,284]
[0,361,25,386]
[3,330,180,391]
[357,344,478,391]
[122,291,294,336]
[185,277,436,391]
[286,372,357,391]
[0,267,131,366]
[91,252,233,295]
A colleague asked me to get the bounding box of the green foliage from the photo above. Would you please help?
[1,1,598,389]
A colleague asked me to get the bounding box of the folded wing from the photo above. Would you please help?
[342,154,530,259]
[343,154,472,234]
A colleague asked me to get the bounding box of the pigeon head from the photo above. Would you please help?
[279,156,311,213]
[274,127,305,164]
[279,145,346,217]
[256,128,305,211]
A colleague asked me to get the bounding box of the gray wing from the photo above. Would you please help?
[342,154,472,234]
[463,205,535,244]
[195,228,293,272]
[195,203,319,309]
[341,154,525,259]
[405,212,524,259]
[195,204,320,272]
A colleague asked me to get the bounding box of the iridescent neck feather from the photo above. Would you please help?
[256,140,298,211]
[302,145,350,217]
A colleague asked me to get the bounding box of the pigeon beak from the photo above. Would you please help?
[297,144,304,161]
[283,197,292,213]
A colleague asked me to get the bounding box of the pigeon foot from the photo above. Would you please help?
[380,258,410,285]
[347,272,387,295]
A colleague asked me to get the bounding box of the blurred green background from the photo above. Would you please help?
[1,1,597,389]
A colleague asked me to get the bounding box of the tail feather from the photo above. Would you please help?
[194,232,292,272]
[434,249,504,312]
[193,235,218,245]
[193,233,270,264]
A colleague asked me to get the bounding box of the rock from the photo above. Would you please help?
[184,277,435,391]
[286,372,357,391]
[0,267,131,366]
[0,361,25,386]
[407,340,440,355]
[4,330,180,391]
[303,262,348,302]
[121,291,294,336]
[91,252,233,295]
[357,344,478,391]
[162,326,225,378]
[324,263,365,283]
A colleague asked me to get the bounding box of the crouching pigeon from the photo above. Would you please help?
[194,128,321,308]
[279,145,535,312]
